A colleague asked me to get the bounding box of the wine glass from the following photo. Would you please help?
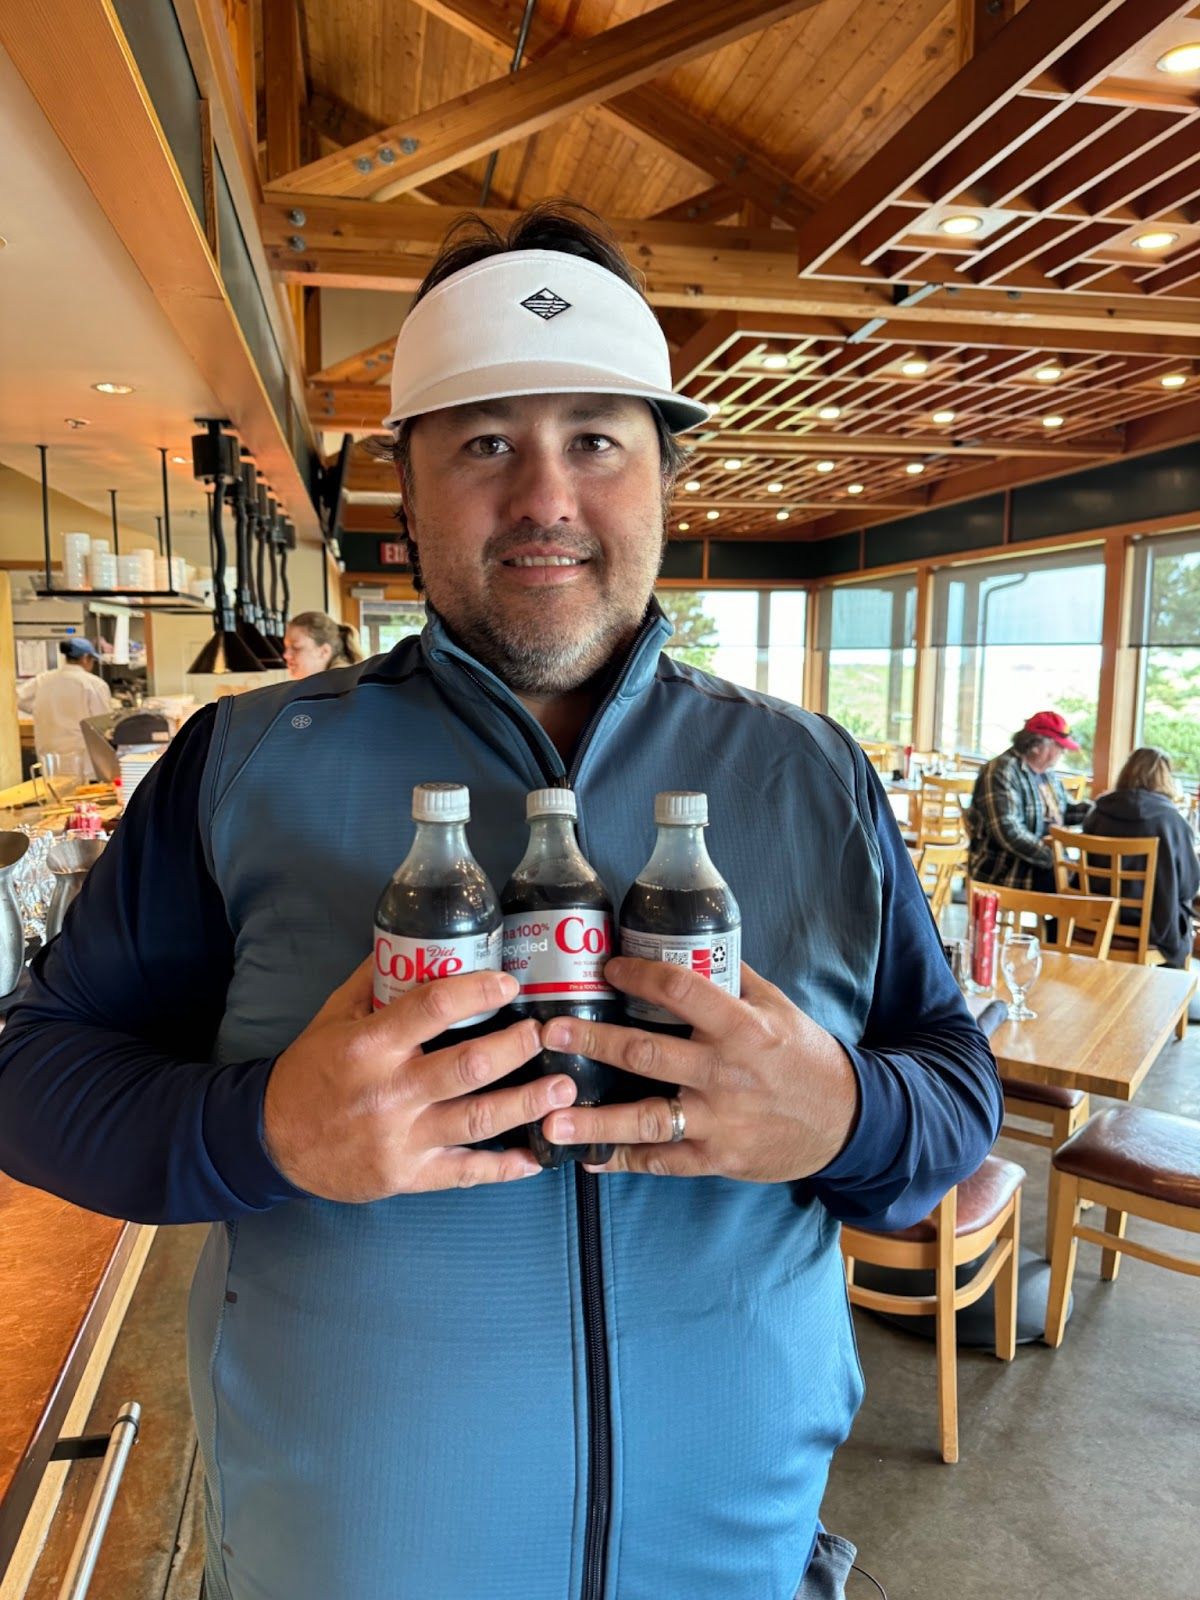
[1001,931,1042,1022]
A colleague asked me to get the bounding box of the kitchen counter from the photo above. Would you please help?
[0,1177,149,1585]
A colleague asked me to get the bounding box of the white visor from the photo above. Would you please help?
[383,249,710,435]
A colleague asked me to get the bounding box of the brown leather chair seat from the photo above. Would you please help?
[1001,1076,1085,1111]
[880,1155,1025,1243]
[1052,1106,1200,1209]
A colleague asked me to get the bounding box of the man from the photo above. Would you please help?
[966,710,1090,892]
[0,205,1001,1600]
[16,636,111,776]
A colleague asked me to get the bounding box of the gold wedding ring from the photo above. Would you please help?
[668,1097,687,1143]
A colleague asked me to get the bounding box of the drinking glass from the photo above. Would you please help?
[1001,931,1042,1021]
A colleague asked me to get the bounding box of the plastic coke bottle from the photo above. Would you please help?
[372,783,503,1047]
[501,787,617,1169]
[619,792,741,1091]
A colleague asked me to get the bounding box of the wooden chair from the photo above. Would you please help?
[914,775,975,848]
[971,882,1118,959]
[1058,772,1089,803]
[858,741,894,776]
[1048,827,1162,967]
[916,842,967,922]
[841,1156,1024,1463]
[970,882,1117,1256]
[1044,1106,1200,1347]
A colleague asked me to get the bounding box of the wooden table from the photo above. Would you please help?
[987,951,1196,1101]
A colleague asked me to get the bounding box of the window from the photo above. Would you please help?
[655,589,807,701]
[932,550,1105,771]
[360,599,426,657]
[1131,532,1200,786]
[818,577,916,744]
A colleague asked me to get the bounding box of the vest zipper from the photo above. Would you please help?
[445,653,614,1600]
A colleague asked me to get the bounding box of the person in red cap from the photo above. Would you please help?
[966,710,1090,890]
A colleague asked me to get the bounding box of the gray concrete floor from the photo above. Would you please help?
[30,1021,1199,1600]
[824,1021,1200,1600]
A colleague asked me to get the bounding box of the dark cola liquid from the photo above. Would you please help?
[619,882,741,1096]
[501,874,618,1169]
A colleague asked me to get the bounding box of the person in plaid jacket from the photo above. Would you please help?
[966,710,1090,890]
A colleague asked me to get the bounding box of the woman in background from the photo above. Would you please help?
[282,612,363,680]
[1082,746,1199,968]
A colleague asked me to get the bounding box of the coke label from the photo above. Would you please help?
[372,925,503,1024]
[503,908,616,1002]
[620,926,742,1026]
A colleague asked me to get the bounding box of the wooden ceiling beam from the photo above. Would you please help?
[651,185,746,225]
[959,0,1017,66]
[410,0,820,225]
[263,197,1200,338]
[262,0,303,182]
[686,431,1108,460]
[793,0,1131,274]
[312,336,397,387]
[270,0,821,200]
[307,90,497,210]
[714,311,1200,359]
[670,313,743,389]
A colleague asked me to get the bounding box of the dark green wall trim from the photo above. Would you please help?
[864,494,1005,567]
[659,541,703,579]
[1011,443,1200,543]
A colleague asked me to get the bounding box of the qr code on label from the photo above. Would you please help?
[664,949,690,967]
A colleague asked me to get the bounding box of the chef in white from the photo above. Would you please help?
[17,637,112,777]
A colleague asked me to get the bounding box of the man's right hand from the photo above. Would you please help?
[263,957,571,1202]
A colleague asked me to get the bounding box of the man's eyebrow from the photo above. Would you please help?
[442,397,640,425]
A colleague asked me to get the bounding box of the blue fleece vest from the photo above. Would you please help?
[191,610,878,1600]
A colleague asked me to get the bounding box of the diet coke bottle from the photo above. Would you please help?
[372,783,503,1042]
[501,787,617,1169]
[619,792,741,1086]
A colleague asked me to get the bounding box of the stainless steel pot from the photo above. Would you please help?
[45,837,107,943]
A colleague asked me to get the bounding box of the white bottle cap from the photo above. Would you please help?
[526,787,577,820]
[654,790,708,826]
[412,782,470,822]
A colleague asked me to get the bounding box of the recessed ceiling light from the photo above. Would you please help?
[775,510,789,521]
[1132,230,1179,252]
[932,409,955,425]
[815,460,835,473]
[766,481,784,493]
[1157,43,1200,75]
[1161,373,1188,389]
[847,483,865,495]
[684,479,701,492]
[63,417,90,429]
[1035,364,1063,382]
[762,353,790,370]
[901,358,929,377]
[905,462,926,475]
[706,509,720,521]
[678,521,690,531]
[817,405,841,421]
[723,457,743,471]
[1042,414,1065,429]
[91,381,134,395]
[940,215,982,236]
[172,454,188,464]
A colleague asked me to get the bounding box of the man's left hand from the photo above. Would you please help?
[539,957,859,1180]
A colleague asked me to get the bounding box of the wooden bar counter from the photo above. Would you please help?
[0,1177,151,1594]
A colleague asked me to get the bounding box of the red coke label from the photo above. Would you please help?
[372,926,503,1024]
[503,908,616,1003]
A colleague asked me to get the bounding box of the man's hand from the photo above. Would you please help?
[263,957,576,1201]
[538,958,859,1181]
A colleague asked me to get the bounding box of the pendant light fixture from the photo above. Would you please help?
[186,419,263,675]
[231,450,283,666]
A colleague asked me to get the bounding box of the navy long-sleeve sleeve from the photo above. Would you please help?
[806,761,1003,1230]
[0,706,305,1223]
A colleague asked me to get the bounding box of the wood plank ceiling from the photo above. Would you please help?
[253,0,1200,543]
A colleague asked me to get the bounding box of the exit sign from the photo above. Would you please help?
[380,540,409,566]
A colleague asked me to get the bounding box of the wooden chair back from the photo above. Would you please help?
[915,775,974,847]
[969,882,1118,959]
[1059,772,1089,803]
[857,741,893,776]
[916,842,967,922]
[1048,827,1161,965]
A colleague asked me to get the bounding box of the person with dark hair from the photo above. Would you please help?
[282,609,363,678]
[966,710,1090,891]
[0,202,1001,1600]
[1082,746,1199,968]
[16,636,111,777]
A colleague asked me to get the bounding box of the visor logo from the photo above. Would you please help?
[521,287,571,320]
